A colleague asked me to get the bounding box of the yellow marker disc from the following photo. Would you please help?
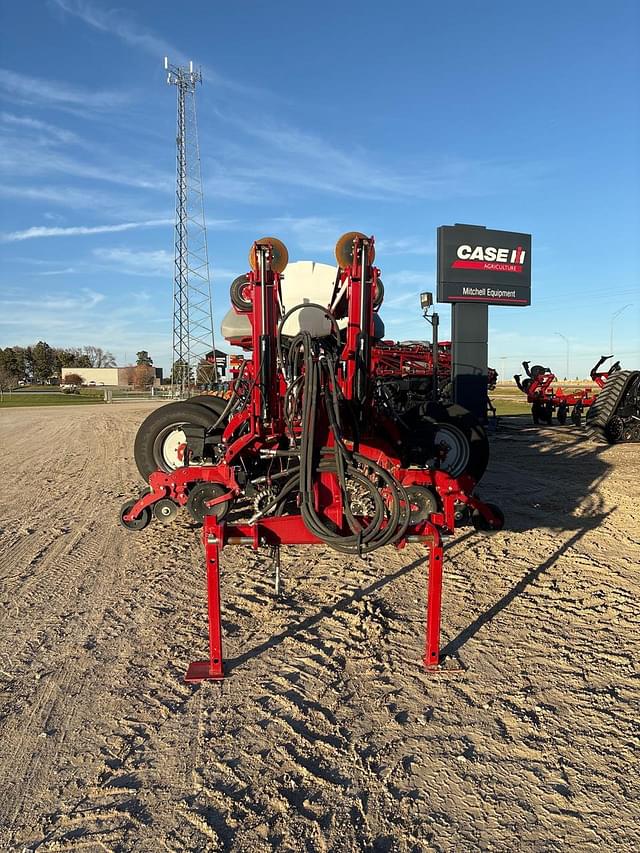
[248,237,289,274]
[334,231,375,269]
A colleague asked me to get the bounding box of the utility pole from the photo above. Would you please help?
[165,57,216,397]
[555,332,570,379]
[610,304,632,356]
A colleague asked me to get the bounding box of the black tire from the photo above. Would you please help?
[133,402,218,481]
[557,404,568,425]
[230,274,252,312]
[421,402,489,482]
[373,277,384,309]
[532,402,541,424]
[544,403,554,425]
[189,394,229,421]
[119,499,151,531]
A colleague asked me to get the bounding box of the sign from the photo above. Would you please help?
[437,224,531,306]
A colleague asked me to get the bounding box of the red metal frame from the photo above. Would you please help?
[515,362,597,413]
[124,235,503,680]
[184,513,447,682]
[590,355,620,389]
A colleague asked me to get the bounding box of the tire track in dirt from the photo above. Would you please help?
[1,406,639,851]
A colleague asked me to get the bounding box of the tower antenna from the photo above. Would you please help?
[165,57,217,396]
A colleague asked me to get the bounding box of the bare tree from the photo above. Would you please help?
[0,365,18,392]
[82,346,116,368]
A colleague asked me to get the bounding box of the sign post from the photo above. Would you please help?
[437,224,531,420]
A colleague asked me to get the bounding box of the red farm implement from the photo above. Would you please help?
[514,361,597,426]
[119,233,503,681]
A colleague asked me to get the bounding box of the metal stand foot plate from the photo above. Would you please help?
[185,660,224,683]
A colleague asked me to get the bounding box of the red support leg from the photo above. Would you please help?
[185,519,225,682]
[423,534,443,670]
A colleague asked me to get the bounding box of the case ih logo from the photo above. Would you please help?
[437,224,531,306]
[452,244,526,273]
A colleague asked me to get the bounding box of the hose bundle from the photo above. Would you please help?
[280,315,410,555]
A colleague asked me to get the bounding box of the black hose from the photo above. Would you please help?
[286,329,409,555]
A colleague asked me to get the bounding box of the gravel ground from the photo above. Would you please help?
[0,403,638,852]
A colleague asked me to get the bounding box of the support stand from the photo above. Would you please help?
[184,526,224,682]
[184,516,450,682]
[423,535,444,669]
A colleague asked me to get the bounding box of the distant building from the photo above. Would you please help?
[61,367,129,386]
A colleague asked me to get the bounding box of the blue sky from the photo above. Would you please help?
[0,0,638,378]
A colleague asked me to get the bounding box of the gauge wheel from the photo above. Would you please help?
[230,274,252,312]
[119,498,151,531]
[134,402,215,480]
[186,482,231,524]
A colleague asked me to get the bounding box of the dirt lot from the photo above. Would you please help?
[0,404,638,852]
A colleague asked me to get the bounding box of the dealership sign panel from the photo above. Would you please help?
[437,225,531,306]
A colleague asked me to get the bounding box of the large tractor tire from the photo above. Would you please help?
[189,394,229,421]
[133,401,222,481]
[407,403,490,482]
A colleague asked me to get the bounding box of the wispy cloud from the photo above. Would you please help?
[255,216,342,255]
[375,237,436,256]
[0,287,104,311]
[0,67,129,110]
[93,247,173,276]
[0,111,80,143]
[92,248,241,282]
[0,142,171,191]
[214,111,552,203]
[37,267,78,276]
[0,218,173,242]
[52,0,271,98]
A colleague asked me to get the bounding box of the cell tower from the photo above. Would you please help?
[164,57,216,396]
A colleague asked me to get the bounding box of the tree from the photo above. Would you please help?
[62,372,84,385]
[0,365,18,391]
[31,341,57,383]
[136,350,153,366]
[55,348,92,370]
[0,348,24,384]
[132,364,155,389]
[82,346,116,368]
